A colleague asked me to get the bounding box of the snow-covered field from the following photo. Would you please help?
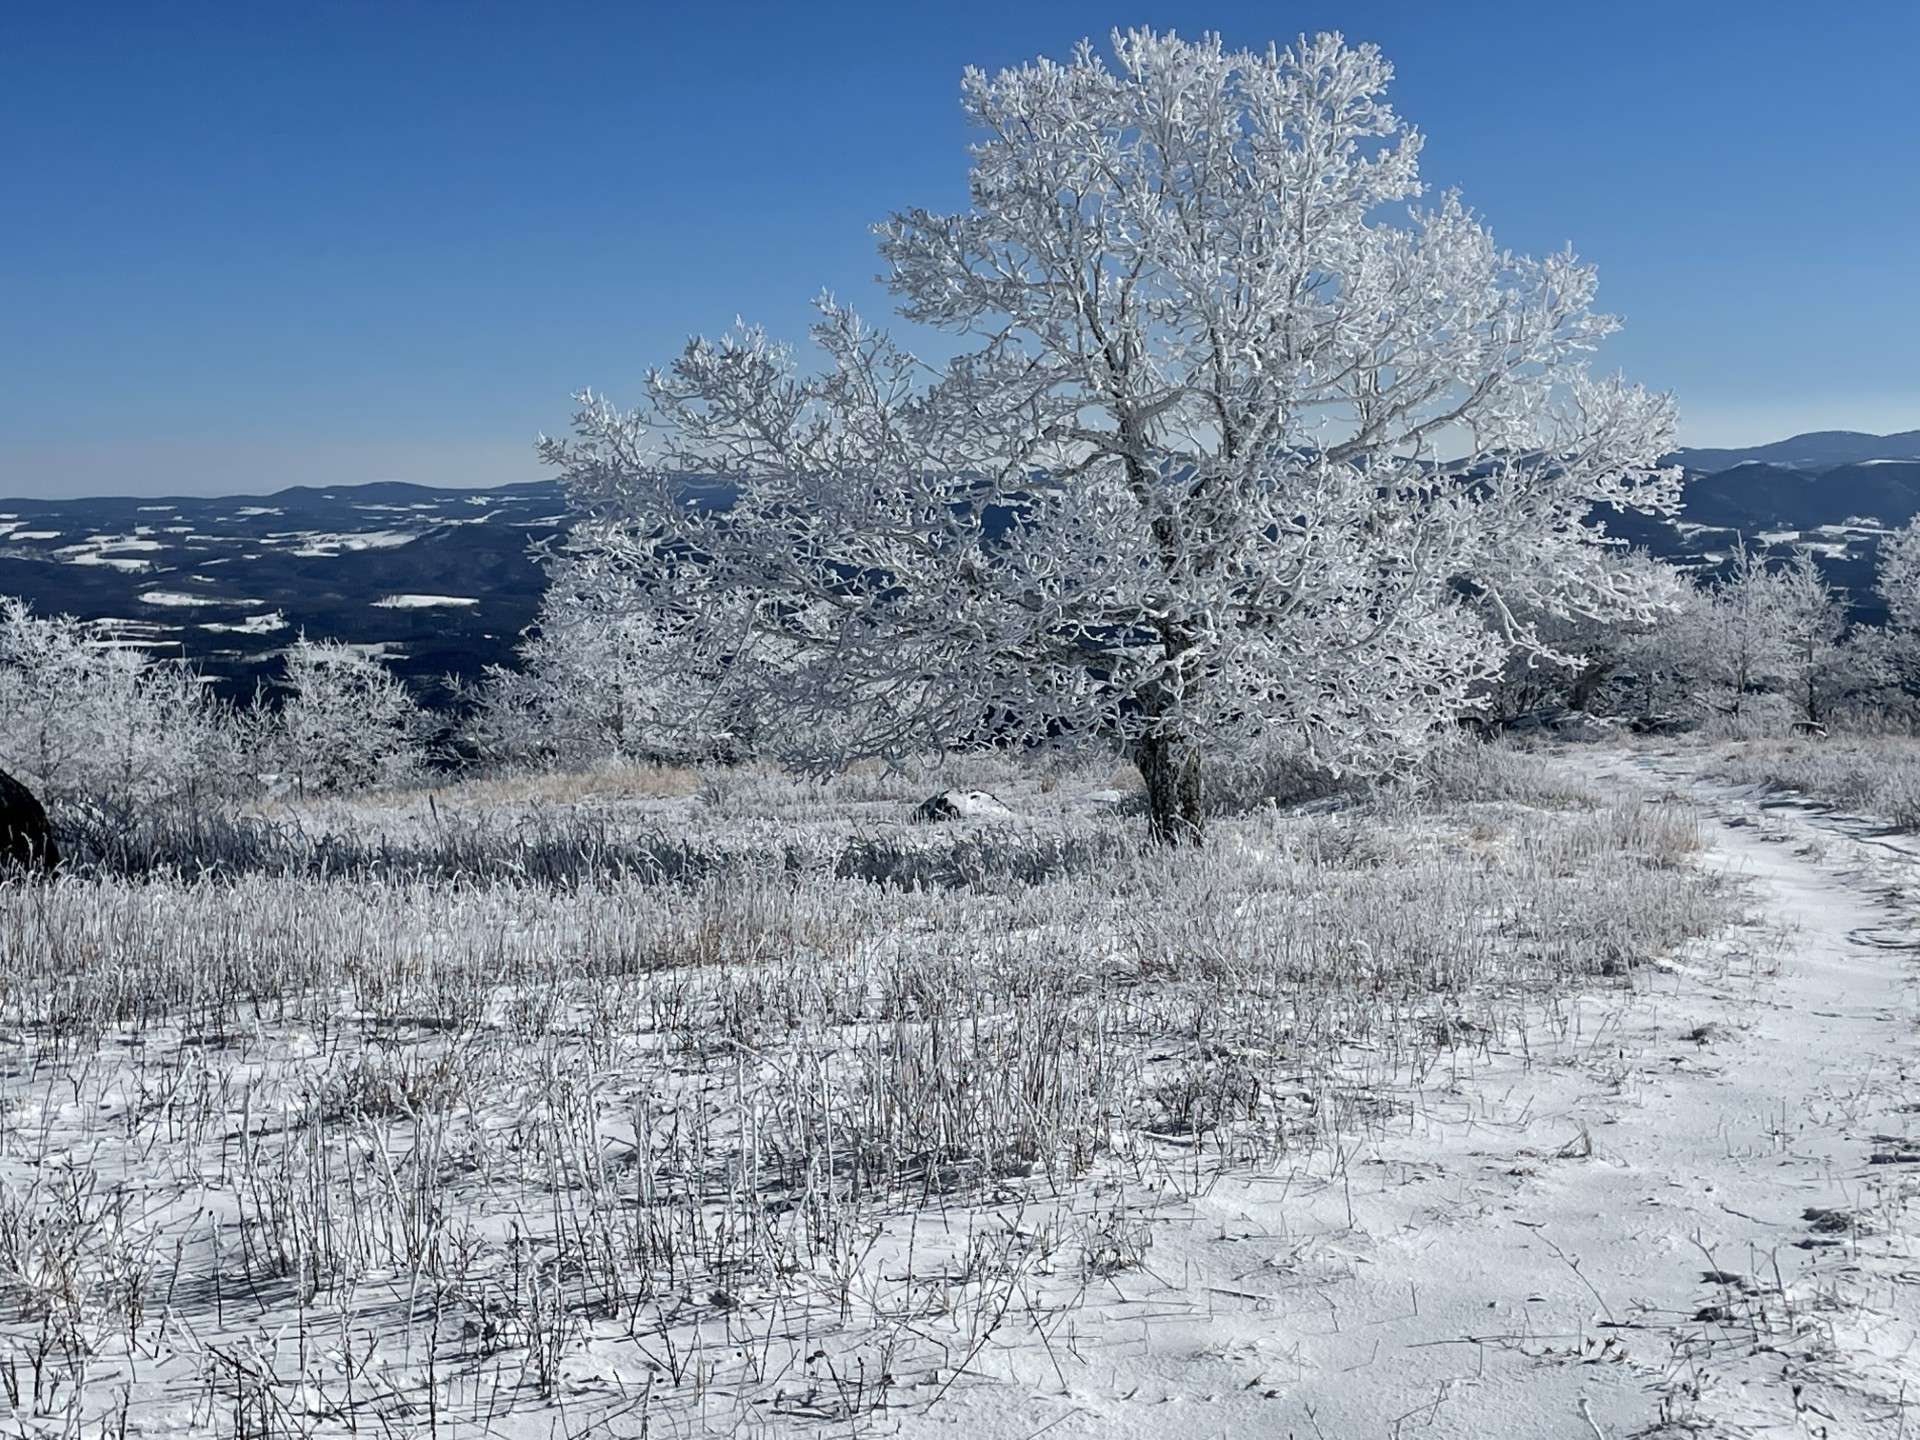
[0,742,1914,1437]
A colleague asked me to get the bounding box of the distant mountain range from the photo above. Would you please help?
[1619,429,1920,624]
[1665,429,1920,474]
[0,427,1912,700]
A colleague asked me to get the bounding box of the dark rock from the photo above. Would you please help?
[1628,714,1700,736]
[0,770,58,873]
[1502,705,1572,733]
[1085,788,1147,816]
[912,789,1015,823]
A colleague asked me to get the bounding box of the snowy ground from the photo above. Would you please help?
[923,746,1918,1439]
[0,744,1914,1437]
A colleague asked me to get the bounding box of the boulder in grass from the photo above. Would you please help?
[912,789,1016,823]
[1629,713,1700,737]
[0,769,58,873]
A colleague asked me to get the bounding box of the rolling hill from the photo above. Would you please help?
[1666,428,1920,473]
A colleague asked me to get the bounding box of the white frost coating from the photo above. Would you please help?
[273,636,430,793]
[541,29,1682,839]
[0,598,244,808]
[1874,519,1920,681]
[1637,540,1861,726]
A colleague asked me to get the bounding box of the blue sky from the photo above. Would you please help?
[3,1,1915,498]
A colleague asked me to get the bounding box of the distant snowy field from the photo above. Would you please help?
[0,480,563,698]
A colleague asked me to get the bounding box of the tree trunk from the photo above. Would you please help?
[1566,660,1615,714]
[1134,732,1205,845]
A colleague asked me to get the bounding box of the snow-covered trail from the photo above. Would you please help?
[917,747,1920,1440]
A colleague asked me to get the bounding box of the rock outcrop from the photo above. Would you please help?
[912,789,1016,823]
[0,770,58,873]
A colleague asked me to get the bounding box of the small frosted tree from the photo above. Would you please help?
[1772,551,1853,727]
[465,545,743,767]
[276,637,430,794]
[1878,520,1920,636]
[1618,581,1720,719]
[1652,542,1863,729]
[0,600,103,795]
[545,30,1681,841]
[1872,519,1920,697]
[1684,541,1793,722]
[0,598,244,809]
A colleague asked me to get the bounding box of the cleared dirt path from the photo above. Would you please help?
[918,747,1920,1440]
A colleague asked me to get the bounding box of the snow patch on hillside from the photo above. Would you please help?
[284,530,418,557]
[139,589,263,608]
[372,593,479,609]
[201,610,288,635]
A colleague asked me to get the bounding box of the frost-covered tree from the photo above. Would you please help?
[1477,551,1693,722]
[465,547,742,767]
[0,600,106,795]
[1682,541,1792,722]
[275,637,430,794]
[1871,521,1920,699]
[1772,551,1853,727]
[0,599,245,809]
[1877,520,1920,637]
[1841,521,1920,706]
[545,30,1681,841]
[1648,543,1865,730]
[1616,581,1720,720]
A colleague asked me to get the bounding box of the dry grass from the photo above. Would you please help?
[421,758,712,808]
[1708,736,1920,829]
[0,743,1740,1435]
[1413,735,1606,812]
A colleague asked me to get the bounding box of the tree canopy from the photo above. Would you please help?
[543,29,1683,839]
